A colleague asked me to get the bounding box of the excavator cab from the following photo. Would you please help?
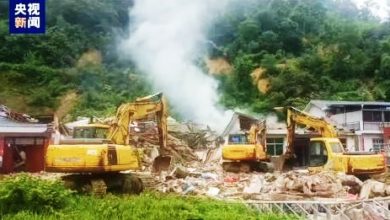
[228,133,249,144]
[73,124,109,139]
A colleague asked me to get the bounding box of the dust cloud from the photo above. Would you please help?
[120,0,233,132]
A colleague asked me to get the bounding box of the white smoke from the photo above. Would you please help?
[120,0,232,132]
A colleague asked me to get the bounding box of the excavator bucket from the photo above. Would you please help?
[152,155,172,173]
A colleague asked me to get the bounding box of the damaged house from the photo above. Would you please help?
[221,112,287,156]
[0,105,51,173]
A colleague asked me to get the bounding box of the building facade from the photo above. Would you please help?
[304,100,390,152]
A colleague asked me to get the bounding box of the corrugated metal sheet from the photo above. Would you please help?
[0,117,48,134]
[305,100,390,111]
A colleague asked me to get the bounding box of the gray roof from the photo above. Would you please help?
[221,112,262,137]
[304,100,390,111]
[0,117,49,134]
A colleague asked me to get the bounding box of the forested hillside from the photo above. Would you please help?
[211,0,390,112]
[1,0,390,120]
[0,0,150,119]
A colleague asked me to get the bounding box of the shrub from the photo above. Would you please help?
[0,173,73,215]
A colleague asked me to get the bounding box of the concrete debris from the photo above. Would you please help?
[243,175,263,194]
[337,173,363,194]
[152,166,390,201]
[359,179,388,199]
[201,172,219,181]
[206,187,220,197]
[171,165,190,179]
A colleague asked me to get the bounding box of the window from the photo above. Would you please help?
[266,138,284,156]
[74,128,93,138]
[385,112,390,122]
[228,134,248,144]
[95,128,108,139]
[309,141,328,167]
[372,138,384,152]
[363,111,383,122]
[73,127,108,139]
[329,142,344,153]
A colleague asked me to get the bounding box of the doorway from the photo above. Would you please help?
[4,137,45,173]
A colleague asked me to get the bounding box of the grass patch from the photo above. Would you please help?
[0,175,297,220]
[2,193,297,220]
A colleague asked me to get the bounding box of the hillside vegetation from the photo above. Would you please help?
[1,0,390,118]
[211,0,390,111]
[0,0,150,118]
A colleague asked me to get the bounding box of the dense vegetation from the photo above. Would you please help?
[1,0,390,118]
[212,0,390,111]
[0,0,150,118]
[0,175,294,219]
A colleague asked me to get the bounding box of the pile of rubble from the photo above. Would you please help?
[136,118,220,168]
[151,165,390,201]
[167,119,219,150]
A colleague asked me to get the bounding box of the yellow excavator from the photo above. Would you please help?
[45,93,171,194]
[284,106,386,176]
[222,120,270,172]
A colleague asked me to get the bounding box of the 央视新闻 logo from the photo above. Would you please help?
[9,0,45,34]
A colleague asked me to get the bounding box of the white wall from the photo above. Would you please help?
[345,136,357,152]
[229,120,241,134]
[307,106,326,118]
[329,110,361,125]
[361,134,384,151]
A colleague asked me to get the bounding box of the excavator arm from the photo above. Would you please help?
[247,120,266,146]
[286,106,338,156]
[108,92,168,152]
[108,92,171,172]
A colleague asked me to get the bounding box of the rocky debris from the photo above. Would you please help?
[151,167,390,201]
[243,175,264,194]
[337,173,363,194]
[359,179,390,199]
[171,165,191,179]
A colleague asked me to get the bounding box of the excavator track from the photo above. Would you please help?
[62,173,144,195]
[222,161,274,173]
[132,172,157,189]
